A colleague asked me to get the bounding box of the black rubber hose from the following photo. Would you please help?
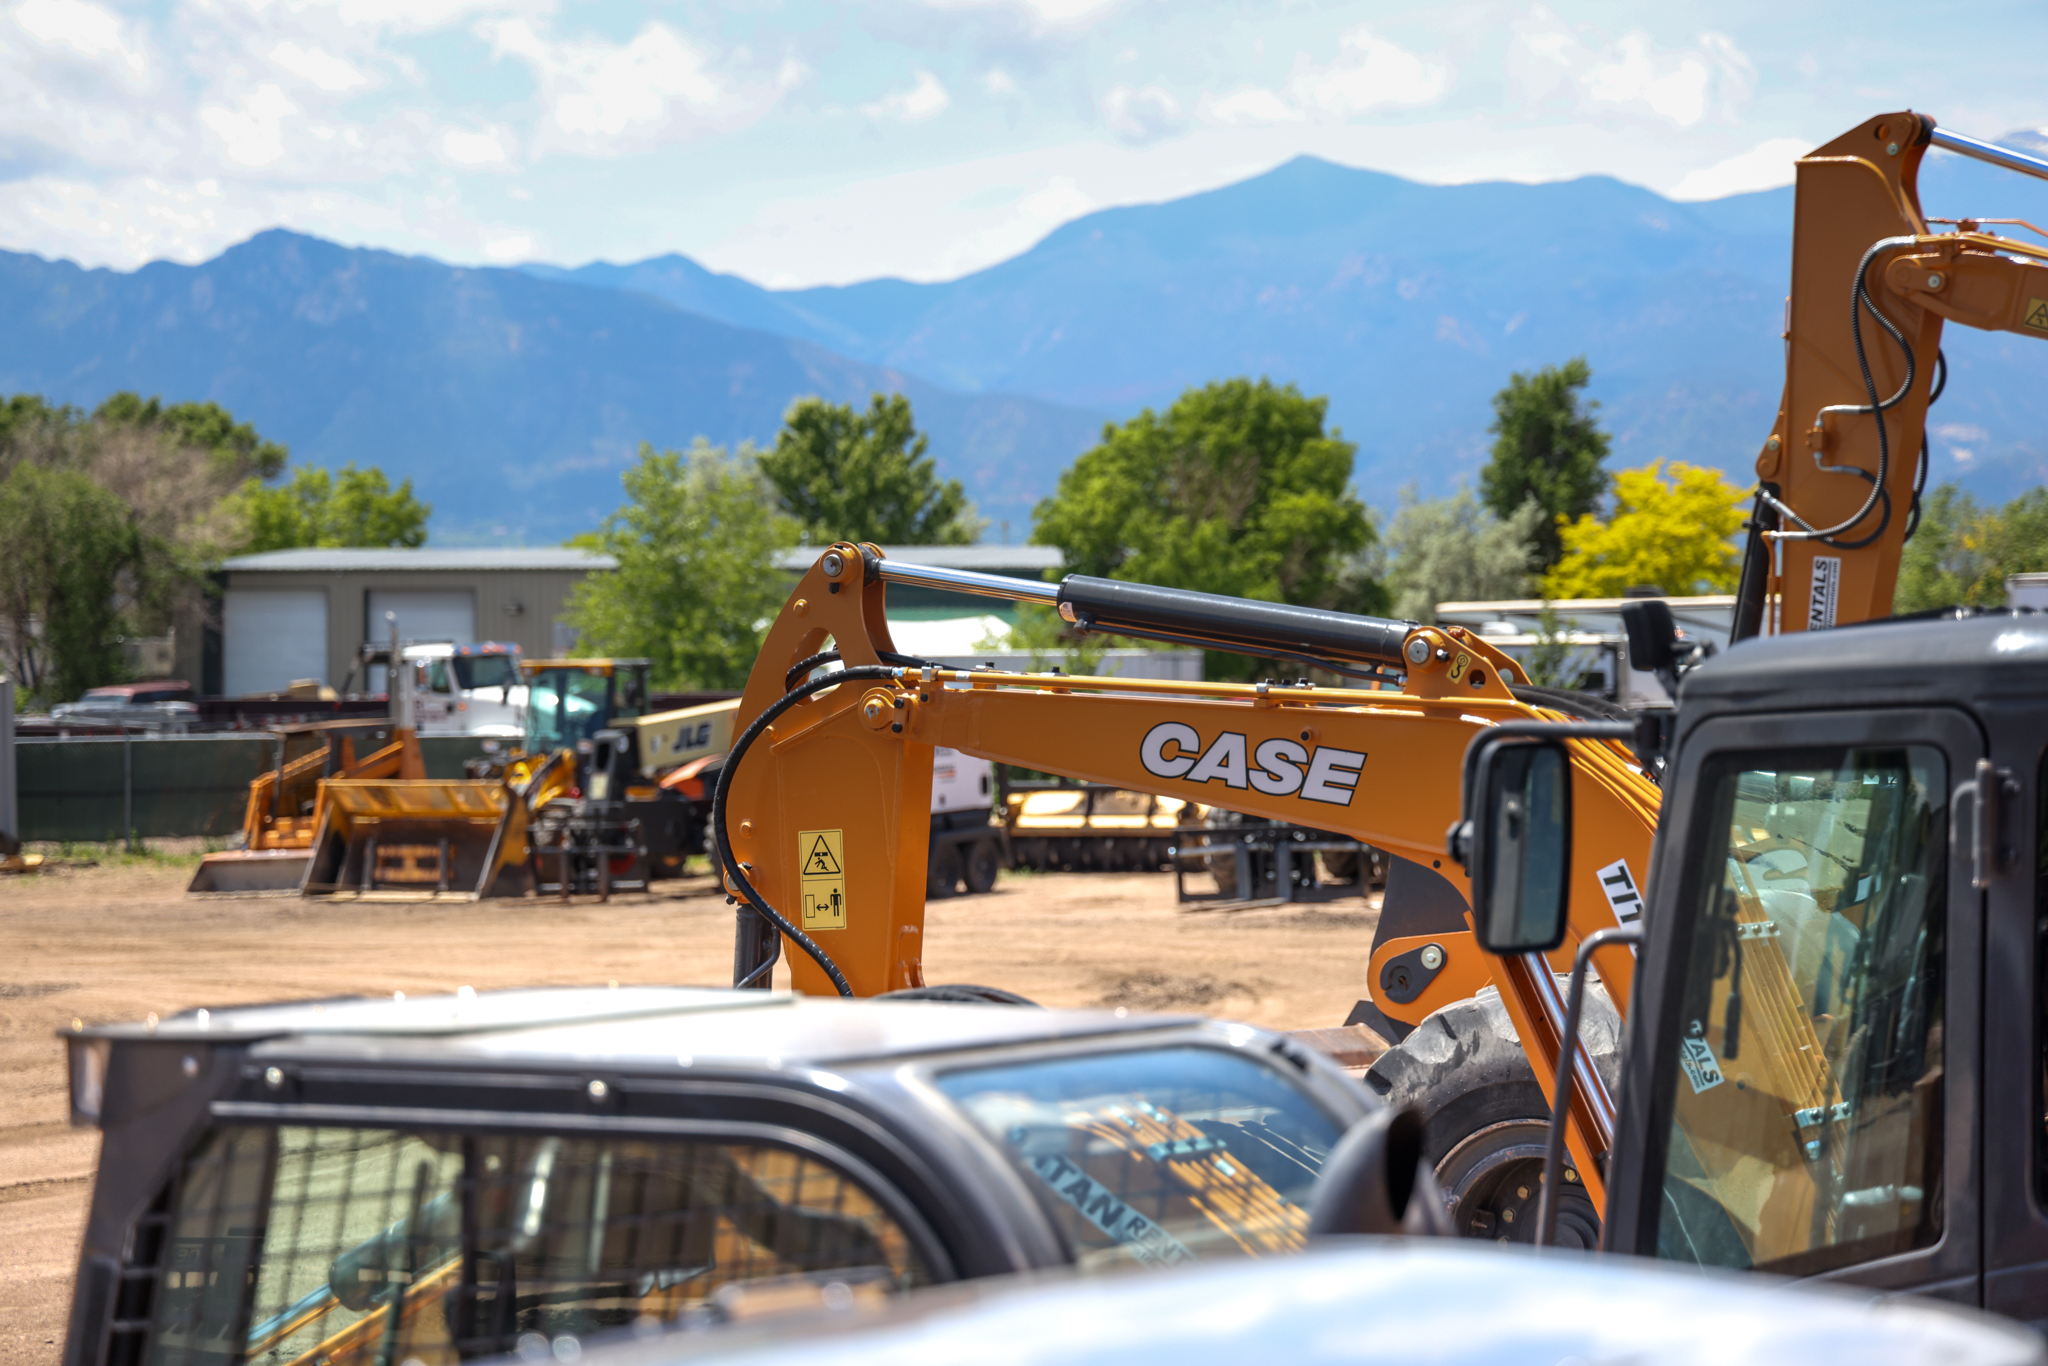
[714,665,901,997]
[785,649,941,693]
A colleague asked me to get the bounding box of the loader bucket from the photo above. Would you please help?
[300,779,532,899]
[187,848,314,895]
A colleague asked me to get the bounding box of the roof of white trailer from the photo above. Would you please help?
[221,547,619,572]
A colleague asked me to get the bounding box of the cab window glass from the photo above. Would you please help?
[527,672,609,750]
[936,1046,1342,1270]
[425,661,453,694]
[146,1125,928,1366]
[453,656,517,691]
[1654,747,1946,1277]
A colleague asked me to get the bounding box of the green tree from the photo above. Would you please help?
[1031,378,1378,677]
[1480,357,1611,568]
[760,394,977,545]
[233,464,431,552]
[566,440,798,690]
[1383,488,1542,623]
[94,394,288,481]
[1543,460,1745,599]
[1892,484,1989,612]
[0,463,143,704]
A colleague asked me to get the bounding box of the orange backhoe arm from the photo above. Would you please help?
[722,546,1662,1204]
[1742,111,2048,636]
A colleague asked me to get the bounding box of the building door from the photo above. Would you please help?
[365,589,477,691]
[223,589,329,696]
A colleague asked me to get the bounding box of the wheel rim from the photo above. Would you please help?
[1434,1119,1600,1249]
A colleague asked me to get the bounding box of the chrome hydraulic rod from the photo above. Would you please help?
[1929,127,2048,185]
[873,557,1061,604]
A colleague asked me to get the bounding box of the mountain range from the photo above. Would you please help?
[1,147,2043,543]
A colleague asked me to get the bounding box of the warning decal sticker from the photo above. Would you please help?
[2025,297,2048,335]
[797,828,846,932]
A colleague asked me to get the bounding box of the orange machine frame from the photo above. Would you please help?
[721,545,1660,1205]
[1752,111,2048,633]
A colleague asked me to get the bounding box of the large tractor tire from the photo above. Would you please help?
[1362,983,1622,1250]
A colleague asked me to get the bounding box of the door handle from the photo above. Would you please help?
[1952,758,2019,891]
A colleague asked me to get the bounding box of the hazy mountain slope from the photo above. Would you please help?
[0,231,1106,540]
[544,152,2048,504]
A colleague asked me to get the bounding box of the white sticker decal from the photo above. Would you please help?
[1596,858,1644,923]
[1678,1021,1725,1094]
[1138,724,1365,808]
[1808,555,1841,631]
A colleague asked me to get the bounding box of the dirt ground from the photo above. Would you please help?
[0,852,1380,1365]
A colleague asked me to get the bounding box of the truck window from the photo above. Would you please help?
[452,656,517,692]
[1654,747,1946,1277]
[143,1125,929,1366]
[936,1046,1343,1270]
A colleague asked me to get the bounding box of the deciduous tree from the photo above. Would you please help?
[1480,357,1610,569]
[565,440,797,690]
[234,464,431,552]
[1031,378,1379,677]
[0,464,142,704]
[1543,461,1744,599]
[761,394,977,546]
[1382,488,1542,623]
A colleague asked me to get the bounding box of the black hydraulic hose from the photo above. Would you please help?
[1785,237,1918,546]
[785,649,938,692]
[714,666,903,997]
[1903,349,1944,543]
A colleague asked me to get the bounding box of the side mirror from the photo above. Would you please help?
[1467,739,1573,954]
[1307,1106,1451,1237]
[1621,598,1683,698]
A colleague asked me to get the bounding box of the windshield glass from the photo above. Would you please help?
[936,1046,1343,1270]
[527,669,609,749]
[454,655,518,691]
[1654,746,1946,1277]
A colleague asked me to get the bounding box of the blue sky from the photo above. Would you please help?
[2,0,2043,286]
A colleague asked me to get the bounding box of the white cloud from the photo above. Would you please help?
[1200,29,1447,129]
[865,70,950,122]
[984,67,1018,97]
[200,84,300,168]
[1290,26,1450,116]
[481,229,534,261]
[1667,136,1810,200]
[1101,83,1182,143]
[442,126,511,166]
[1207,86,1299,126]
[487,19,785,155]
[268,41,369,92]
[917,0,1123,32]
[14,0,143,72]
[1510,24,1754,128]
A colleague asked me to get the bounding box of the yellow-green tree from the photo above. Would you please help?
[1542,461,1744,599]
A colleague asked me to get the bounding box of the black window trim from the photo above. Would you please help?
[1615,704,1981,1294]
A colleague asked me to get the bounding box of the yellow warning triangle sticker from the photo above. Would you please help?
[2025,297,2048,334]
[804,836,843,875]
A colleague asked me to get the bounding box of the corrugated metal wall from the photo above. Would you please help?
[17,735,490,841]
[222,568,594,689]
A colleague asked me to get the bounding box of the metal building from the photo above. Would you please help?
[217,548,617,696]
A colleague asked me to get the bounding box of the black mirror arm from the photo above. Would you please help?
[1534,921,1646,1249]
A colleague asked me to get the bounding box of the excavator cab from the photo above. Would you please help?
[522,659,651,755]
[1453,611,2048,1310]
